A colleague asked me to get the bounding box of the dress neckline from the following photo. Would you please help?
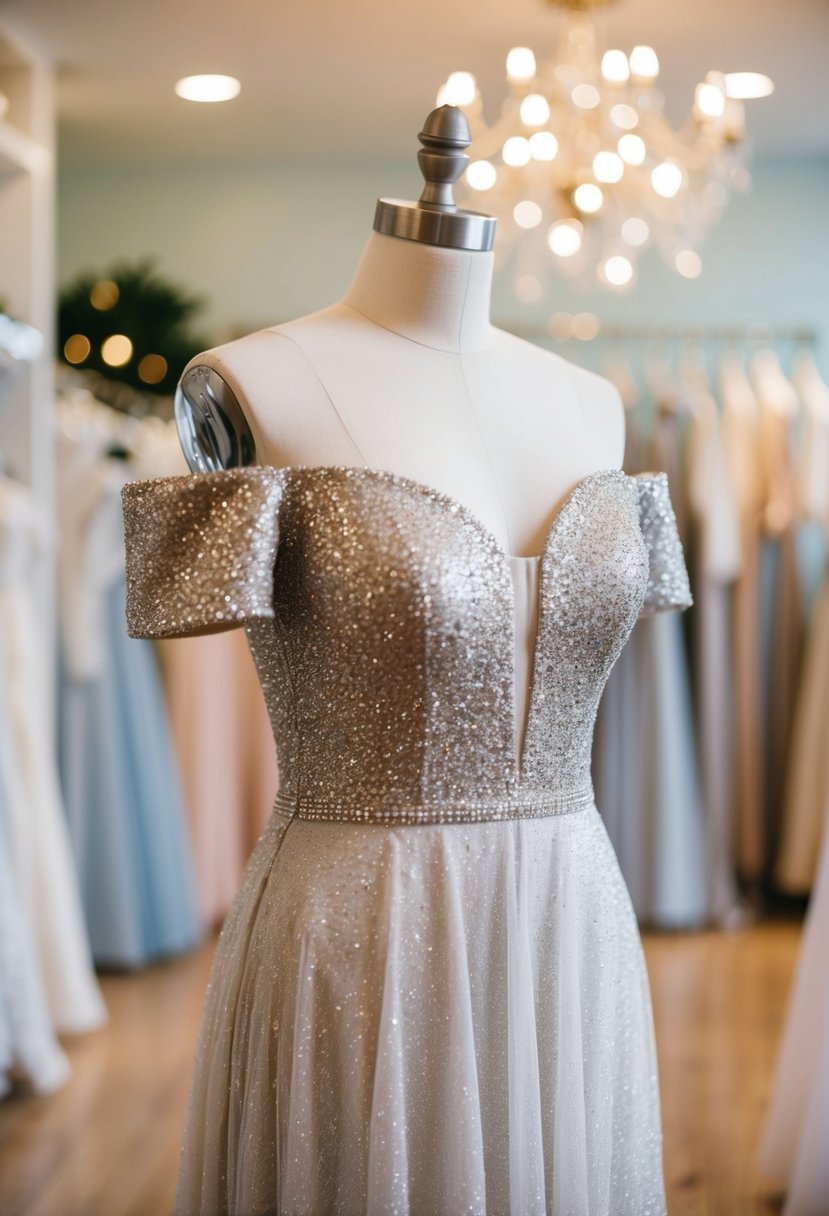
[266,463,630,565]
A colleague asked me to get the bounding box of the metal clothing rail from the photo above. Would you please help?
[504,320,819,344]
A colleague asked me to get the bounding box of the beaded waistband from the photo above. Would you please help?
[273,785,595,826]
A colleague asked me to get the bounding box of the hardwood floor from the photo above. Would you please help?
[0,922,801,1215]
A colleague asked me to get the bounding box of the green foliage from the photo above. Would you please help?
[58,258,213,396]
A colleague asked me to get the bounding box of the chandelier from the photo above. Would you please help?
[437,0,770,296]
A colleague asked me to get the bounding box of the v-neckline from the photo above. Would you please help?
[271,463,631,784]
[271,463,629,566]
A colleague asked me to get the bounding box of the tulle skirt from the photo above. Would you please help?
[176,804,666,1216]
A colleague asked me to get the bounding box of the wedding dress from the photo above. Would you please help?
[123,463,692,1215]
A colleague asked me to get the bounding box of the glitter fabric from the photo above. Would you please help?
[120,462,691,1215]
[122,466,689,828]
[635,471,693,615]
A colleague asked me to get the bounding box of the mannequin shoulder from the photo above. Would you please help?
[176,323,331,471]
[489,329,625,467]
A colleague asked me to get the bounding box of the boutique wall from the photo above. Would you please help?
[58,153,829,375]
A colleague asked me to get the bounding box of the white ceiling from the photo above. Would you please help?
[2,0,827,166]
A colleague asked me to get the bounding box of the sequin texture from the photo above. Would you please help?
[122,465,687,826]
[119,462,690,1215]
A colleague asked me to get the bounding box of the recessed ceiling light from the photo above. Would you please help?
[175,74,241,103]
[724,72,774,100]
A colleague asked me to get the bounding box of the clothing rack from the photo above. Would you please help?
[504,321,819,345]
[581,324,817,343]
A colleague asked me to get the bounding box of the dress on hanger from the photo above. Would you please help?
[755,363,803,880]
[158,629,278,927]
[686,384,743,923]
[594,400,706,928]
[0,710,71,1097]
[775,367,829,894]
[57,413,200,967]
[758,789,829,1214]
[0,474,106,1034]
[123,462,691,1215]
[721,359,766,885]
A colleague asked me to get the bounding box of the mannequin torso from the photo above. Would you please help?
[179,231,624,558]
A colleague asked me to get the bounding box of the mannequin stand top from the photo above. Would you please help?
[177,231,624,559]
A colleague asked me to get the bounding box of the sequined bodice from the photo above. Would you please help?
[123,465,691,825]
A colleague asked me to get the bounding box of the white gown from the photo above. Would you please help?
[0,474,106,1034]
[123,463,692,1215]
[0,732,70,1096]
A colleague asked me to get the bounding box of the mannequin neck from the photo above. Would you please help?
[341,231,494,353]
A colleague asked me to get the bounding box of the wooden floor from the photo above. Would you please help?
[0,921,800,1216]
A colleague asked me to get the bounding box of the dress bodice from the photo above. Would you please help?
[122,465,691,825]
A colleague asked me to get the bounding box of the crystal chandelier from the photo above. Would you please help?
[437,0,769,296]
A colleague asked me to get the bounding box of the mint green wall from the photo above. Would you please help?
[58,155,829,377]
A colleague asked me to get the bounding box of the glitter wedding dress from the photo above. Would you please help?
[123,462,692,1216]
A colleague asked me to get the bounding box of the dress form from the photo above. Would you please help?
[176,108,624,559]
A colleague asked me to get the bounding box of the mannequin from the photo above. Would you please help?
[175,106,624,560]
[136,106,690,1215]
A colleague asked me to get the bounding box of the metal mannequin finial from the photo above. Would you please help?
[373,105,496,252]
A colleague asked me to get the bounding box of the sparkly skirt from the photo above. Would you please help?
[175,804,666,1215]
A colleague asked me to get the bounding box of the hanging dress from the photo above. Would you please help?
[752,354,804,882]
[594,398,706,927]
[0,685,71,1096]
[0,474,106,1032]
[57,415,200,967]
[686,382,743,924]
[758,788,829,1213]
[772,370,829,896]
[721,353,766,886]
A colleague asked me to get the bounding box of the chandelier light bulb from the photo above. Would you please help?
[601,50,630,84]
[651,160,683,198]
[601,255,634,287]
[572,83,601,110]
[443,71,478,107]
[547,220,583,257]
[520,93,551,126]
[506,47,536,83]
[503,136,532,166]
[466,160,497,191]
[610,103,638,130]
[618,133,646,165]
[450,3,753,294]
[513,200,543,229]
[529,131,558,161]
[629,46,659,81]
[621,217,650,246]
[174,74,241,103]
[675,249,703,278]
[573,182,604,213]
[724,72,774,99]
[593,151,624,183]
[696,82,726,118]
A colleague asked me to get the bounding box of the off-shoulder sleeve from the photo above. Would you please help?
[121,467,283,639]
[634,472,693,615]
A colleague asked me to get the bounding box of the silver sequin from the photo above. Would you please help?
[122,465,691,827]
[120,461,686,1215]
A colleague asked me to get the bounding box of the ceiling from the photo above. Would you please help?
[1,0,827,166]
